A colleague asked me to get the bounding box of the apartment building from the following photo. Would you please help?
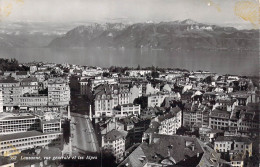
[114,104,140,118]
[156,108,182,135]
[0,78,21,111]
[147,92,178,108]
[20,77,39,95]
[183,103,210,128]
[48,77,70,107]
[101,129,127,162]
[19,94,48,110]
[214,136,252,157]
[209,107,231,130]
[0,90,3,113]
[94,84,130,117]
[79,78,89,95]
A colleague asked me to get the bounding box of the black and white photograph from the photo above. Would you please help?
[0,0,259,166]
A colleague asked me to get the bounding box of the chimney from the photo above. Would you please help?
[197,153,200,157]
[191,144,195,151]
[167,145,173,157]
[168,148,171,157]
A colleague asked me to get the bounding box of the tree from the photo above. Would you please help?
[133,96,148,109]
[0,58,28,71]
[151,71,159,78]
[102,72,110,77]
[62,119,70,144]
[176,126,189,135]
[203,76,212,84]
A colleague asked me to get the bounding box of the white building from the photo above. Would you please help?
[91,77,117,90]
[94,84,130,117]
[147,92,178,108]
[214,136,252,157]
[125,70,152,77]
[48,77,70,107]
[0,90,3,113]
[101,129,127,162]
[114,104,140,118]
[40,119,61,133]
[0,78,21,111]
[155,108,182,135]
[19,94,48,111]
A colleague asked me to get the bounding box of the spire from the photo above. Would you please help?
[89,105,92,121]
[67,105,71,119]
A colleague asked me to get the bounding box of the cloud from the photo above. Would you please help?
[2,0,256,29]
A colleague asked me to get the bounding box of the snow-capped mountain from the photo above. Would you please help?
[48,20,258,51]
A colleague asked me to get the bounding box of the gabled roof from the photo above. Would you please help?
[16,71,28,75]
[121,134,204,166]
[21,77,37,82]
[215,136,252,144]
[0,78,19,83]
[104,129,127,142]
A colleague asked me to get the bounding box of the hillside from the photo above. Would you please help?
[48,20,259,51]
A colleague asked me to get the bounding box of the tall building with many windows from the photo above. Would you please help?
[0,78,21,111]
[94,84,130,117]
[48,77,70,107]
[0,90,3,113]
[101,129,127,162]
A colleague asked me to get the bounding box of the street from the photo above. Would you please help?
[70,113,100,155]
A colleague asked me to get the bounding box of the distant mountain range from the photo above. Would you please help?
[48,19,259,51]
[0,22,71,48]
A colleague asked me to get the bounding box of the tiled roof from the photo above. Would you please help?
[215,136,252,144]
[118,145,146,167]
[16,71,28,75]
[0,78,19,83]
[141,134,204,164]
[158,112,176,122]
[21,77,37,82]
[104,129,127,142]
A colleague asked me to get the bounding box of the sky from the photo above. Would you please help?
[0,0,258,29]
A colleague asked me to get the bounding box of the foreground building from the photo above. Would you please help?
[101,129,127,162]
[119,134,226,167]
[0,131,62,156]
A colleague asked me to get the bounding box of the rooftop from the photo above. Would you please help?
[0,130,61,142]
[104,129,127,142]
[0,78,19,83]
[215,136,252,144]
[119,134,206,166]
[0,112,37,120]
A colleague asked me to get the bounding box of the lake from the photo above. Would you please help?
[0,47,258,76]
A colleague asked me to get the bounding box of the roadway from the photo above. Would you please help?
[70,113,100,155]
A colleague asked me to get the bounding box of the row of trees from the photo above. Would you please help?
[0,58,29,71]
